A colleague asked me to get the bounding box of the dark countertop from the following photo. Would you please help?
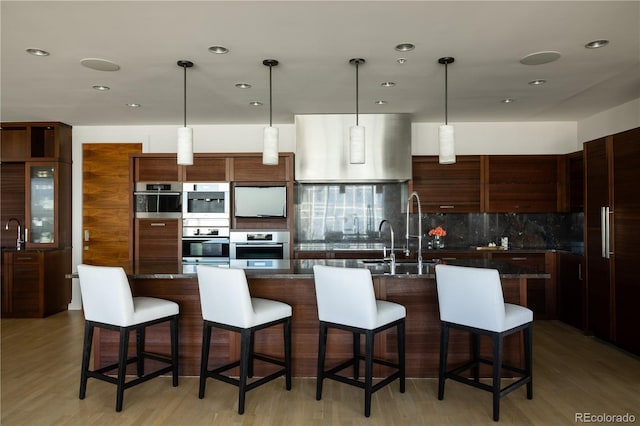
[67,258,549,280]
[295,242,564,254]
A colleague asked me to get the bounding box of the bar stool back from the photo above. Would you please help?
[312,265,406,417]
[77,264,179,412]
[196,265,292,414]
[435,264,533,421]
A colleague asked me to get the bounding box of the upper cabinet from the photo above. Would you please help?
[182,156,228,182]
[1,122,72,162]
[410,154,570,213]
[1,122,72,250]
[566,151,584,212]
[484,155,567,213]
[411,155,482,212]
[134,155,180,182]
[231,154,292,182]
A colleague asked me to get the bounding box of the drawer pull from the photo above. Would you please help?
[439,205,455,209]
[511,257,527,261]
[16,256,34,261]
[150,223,166,227]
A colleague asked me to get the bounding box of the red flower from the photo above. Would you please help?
[428,226,447,237]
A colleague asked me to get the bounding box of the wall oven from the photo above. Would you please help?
[182,183,230,219]
[134,182,182,218]
[182,218,230,266]
[230,231,290,269]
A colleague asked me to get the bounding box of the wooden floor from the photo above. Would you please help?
[2,311,639,425]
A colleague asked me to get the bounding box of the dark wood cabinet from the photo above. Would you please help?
[411,156,482,212]
[484,155,566,212]
[556,252,584,330]
[1,122,71,163]
[2,249,72,318]
[134,218,180,260]
[182,156,228,182]
[584,127,640,355]
[567,151,584,212]
[231,154,291,182]
[134,156,180,182]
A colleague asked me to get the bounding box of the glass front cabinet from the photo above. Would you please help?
[26,163,57,248]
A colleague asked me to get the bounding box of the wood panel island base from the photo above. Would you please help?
[87,260,544,378]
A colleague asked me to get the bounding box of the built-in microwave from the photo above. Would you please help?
[134,182,182,218]
[183,183,230,219]
[182,218,230,265]
[230,230,290,269]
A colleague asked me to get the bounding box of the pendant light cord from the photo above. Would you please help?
[355,61,359,126]
[183,64,187,128]
[269,64,273,127]
[444,62,448,125]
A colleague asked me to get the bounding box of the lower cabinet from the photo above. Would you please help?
[556,253,585,330]
[134,218,180,260]
[2,249,71,318]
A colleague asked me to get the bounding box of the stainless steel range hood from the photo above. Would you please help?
[295,114,411,182]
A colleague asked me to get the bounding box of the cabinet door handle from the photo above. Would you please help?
[150,223,166,227]
[439,205,455,209]
[16,256,34,261]
[84,230,90,242]
[511,257,527,261]
[578,263,582,281]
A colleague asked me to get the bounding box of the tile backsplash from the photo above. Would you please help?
[294,183,583,253]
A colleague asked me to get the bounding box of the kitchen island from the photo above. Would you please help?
[77,259,547,378]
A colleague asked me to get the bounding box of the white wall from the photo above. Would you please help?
[577,98,640,143]
[411,121,579,155]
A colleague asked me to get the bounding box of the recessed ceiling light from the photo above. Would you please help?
[528,79,547,86]
[374,100,387,105]
[249,101,263,106]
[585,39,609,49]
[126,103,141,108]
[397,58,407,64]
[26,48,49,56]
[209,45,229,54]
[395,43,415,52]
[520,51,562,65]
[92,85,110,91]
[501,98,515,103]
[235,83,251,89]
[381,82,396,87]
[81,58,120,72]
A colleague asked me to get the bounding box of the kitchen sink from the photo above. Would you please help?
[359,259,439,275]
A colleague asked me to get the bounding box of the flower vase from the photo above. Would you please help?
[432,235,445,249]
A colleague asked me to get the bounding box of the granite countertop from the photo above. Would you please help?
[67,258,549,280]
[295,242,573,254]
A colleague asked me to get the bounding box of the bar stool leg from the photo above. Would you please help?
[364,330,374,418]
[116,328,130,412]
[492,333,503,421]
[438,322,450,400]
[171,316,179,386]
[398,320,406,393]
[284,317,292,390]
[238,329,252,414]
[316,322,328,400]
[136,326,145,377]
[353,332,360,379]
[199,322,212,399]
[471,333,480,382]
[525,325,533,399]
[79,322,94,400]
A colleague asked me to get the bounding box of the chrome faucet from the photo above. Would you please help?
[5,218,23,250]
[353,215,359,237]
[405,191,423,274]
[379,220,396,275]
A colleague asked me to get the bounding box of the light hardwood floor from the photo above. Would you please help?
[2,310,639,425]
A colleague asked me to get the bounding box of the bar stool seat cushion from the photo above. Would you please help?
[129,297,180,326]
[250,298,293,327]
[374,300,407,328]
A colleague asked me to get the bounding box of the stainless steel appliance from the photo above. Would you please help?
[182,182,230,219]
[230,230,290,269]
[182,218,230,266]
[134,182,182,218]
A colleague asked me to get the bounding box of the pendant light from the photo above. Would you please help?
[262,59,279,166]
[349,58,366,164]
[438,57,456,164]
[177,60,194,165]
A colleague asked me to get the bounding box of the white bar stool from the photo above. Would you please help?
[77,264,179,412]
[312,265,406,417]
[196,265,292,415]
[435,264,533,421]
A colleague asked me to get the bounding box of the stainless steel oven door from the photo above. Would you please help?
[229,230,290,269]
[182,237,230,264]
[182,182,230,219]
[134,182,182,218]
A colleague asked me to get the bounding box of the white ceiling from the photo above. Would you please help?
[1,1,639,126]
